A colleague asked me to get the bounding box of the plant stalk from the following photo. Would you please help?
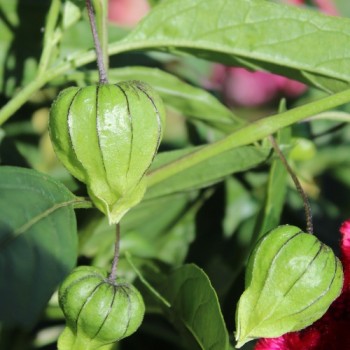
[108,224,121,283]
[37,0,62,77]
[86,0,108,84]
[268,135,313,234]
[92,0,109,77]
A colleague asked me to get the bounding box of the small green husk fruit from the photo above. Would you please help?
[58,266,145,350]
[235,225,343,348]
[49,80,166,224]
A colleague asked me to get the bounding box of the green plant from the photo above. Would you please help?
[1,0,350,349]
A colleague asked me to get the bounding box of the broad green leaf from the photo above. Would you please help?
[146,145,270,199]
[121,0,350,92]
[142,264,230,350]
[0,166,79,329]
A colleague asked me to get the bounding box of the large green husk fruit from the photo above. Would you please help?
[235,225,343,348]
[58,266,145,350]
[49,81,166,224]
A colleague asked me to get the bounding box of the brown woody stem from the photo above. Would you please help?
[85,0,108,84]
[269,135,313,234]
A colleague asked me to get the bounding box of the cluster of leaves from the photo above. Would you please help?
[1,0,350,349]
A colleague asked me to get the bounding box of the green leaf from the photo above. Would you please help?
[143,264,230,350]
[62,0,82,30]
[121,0,350,92]
[125,252,171,308]
[222,177,257,238]
[58,11,126,61]
[106,67,242,127]
[0,166,79,329]
[80,191,206,268]
[146,145,270,199]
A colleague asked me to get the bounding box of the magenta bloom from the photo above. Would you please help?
[255,220,350,350]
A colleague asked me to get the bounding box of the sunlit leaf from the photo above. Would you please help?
[123,0,350,92]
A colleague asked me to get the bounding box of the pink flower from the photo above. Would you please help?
[281,0,339,15]
[208,0,338,107]
[281,0,306,5]
[108,0,150,27]
[311,0,339,16]
[209,66,307,107]
[254,220,350,350]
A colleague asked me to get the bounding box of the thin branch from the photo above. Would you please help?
[269,135,313,234]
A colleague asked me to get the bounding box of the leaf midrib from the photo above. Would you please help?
[0,197,86,251]
[111,35,349,86]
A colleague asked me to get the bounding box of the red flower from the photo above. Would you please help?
[255,220,350,350]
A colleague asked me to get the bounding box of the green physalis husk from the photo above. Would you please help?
[58,266,145,350]
[235,225,343,348]
[49,81,166,224]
